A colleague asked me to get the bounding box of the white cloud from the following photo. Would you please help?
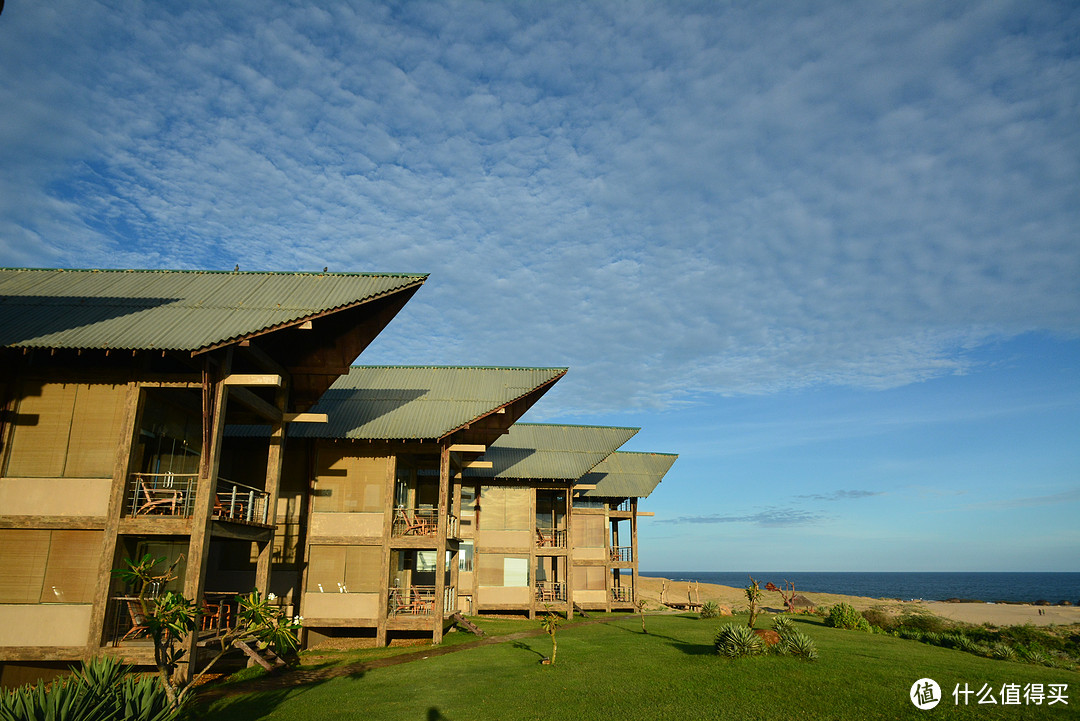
[1,0,1077,411]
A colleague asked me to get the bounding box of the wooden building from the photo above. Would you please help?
[462,425,675,616]
[236,365,567,646]
[0,268,426,685]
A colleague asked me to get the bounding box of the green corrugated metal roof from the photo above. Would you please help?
[465,423,639,481]
[0,268,427,352]
[288,366,567,441]
[579,451,677,498]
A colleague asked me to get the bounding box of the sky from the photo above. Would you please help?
[1,1,1077,571]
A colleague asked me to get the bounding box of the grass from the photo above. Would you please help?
[192,614,1078,720]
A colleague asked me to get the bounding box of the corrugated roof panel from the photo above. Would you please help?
[465,423,639,481]
[0,268,427,351]
[289,366,566,441]
[579,451,677,498]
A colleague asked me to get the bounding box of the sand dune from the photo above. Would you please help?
[636,576,1080,627]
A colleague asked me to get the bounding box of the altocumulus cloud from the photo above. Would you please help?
[1,1,1077,412]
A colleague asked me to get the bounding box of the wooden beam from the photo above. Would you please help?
[297,320,313,330]
[229,386,282,422]
[572,484,597,490]
[463,460,492,469]
[448,444,486,453]
[283,412,328,423]
[636,511,655,517]
[223,374,283,387]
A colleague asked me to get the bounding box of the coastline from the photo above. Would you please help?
[636,576,1080,627]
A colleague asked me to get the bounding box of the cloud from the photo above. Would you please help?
[798,490,885,502]
[663,507,825,527]
[1,1,1078,412]
[963,487,1080,511]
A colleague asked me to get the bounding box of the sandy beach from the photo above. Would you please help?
[637,576,1080,627]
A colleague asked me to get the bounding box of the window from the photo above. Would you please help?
[312,451,387,513]
[5,382,127,478]
[479,486,530,530]
[307,545,380,593]
[458,541,474,572]
[0,530,103,603]
[477,554,530,587]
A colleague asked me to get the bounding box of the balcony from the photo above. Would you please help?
[610,546,633,563]
[387,585,456,616]
[123,473,269,525]
[106,591,239,646]
[212,478,270,525]
[126,472,198,517]
[535,581,567,603]
[535,528,567,548]
[611,586,632,603]
[391,508,459,538]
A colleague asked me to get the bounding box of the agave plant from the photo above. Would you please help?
[992,643,1018,661]
[714,623,765,658]
[780,630,819,661]
[772,615,795,637]
[699,601,721,619]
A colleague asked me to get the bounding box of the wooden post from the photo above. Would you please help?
[631,498,640,608]
[86,382,142,651]
[255,384,288,596]
[432,444,450,643]
[376,452,396,648]
[181,351,232,677]
[565,487,573,619]
[528,486,537,620]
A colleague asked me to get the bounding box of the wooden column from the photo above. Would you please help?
[376,452,397,647]
[85,382,142,652]
[432,444,450,643]
[448,475,462,616]
[255,384,289,596]
[631,498,640,606]
[565,489,574,619]
[181,352,232,675]
[528,486,537,620]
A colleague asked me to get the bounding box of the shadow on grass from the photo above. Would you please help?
[192,665,367,720]
[511,640,547,660]
[427,707,451,720]
[608,619,715,656]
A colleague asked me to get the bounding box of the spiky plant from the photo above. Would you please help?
[744,577,763,629]
[699,601,721,619]
[780,630,819,661]
[772,615,795,636]
[992,643,1018,661]
[714,623,765,658]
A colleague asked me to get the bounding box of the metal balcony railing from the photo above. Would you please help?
[610,546,633,563]
[212,478,270,525]
[125,473,198,517]
[535,528,567,548]
[124,473,269,525]
[387,586,456,616]
[535,581,567,603]
[611,586,632,603]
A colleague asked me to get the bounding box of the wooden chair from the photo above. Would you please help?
[136,481,182,515]
[396,509,431,536]
[120,600,151,642]
[410,587,434,614]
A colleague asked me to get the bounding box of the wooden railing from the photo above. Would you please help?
[611,586,632,603]
[610,546,633,562]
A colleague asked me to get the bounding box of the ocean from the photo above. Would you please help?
[639,571,1080,604]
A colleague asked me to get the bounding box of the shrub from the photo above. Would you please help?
[772,615,795,637]
[991,643,1017,661]
[898,611,948,634]
[861,608,898,632]
[826,603,871,631]
[0,656,177,721]
[699,601,721,619]
[714,623,765,658]
[779,630,819,661]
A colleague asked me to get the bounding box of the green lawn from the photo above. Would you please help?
[193,615,1079,720]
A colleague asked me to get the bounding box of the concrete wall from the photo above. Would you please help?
[301,592,379,621]
[0,605,93,647]
[0,478,111,517]
[478,586,530,606]
[309,512,383,538]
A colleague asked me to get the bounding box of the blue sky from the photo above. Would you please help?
[1,1,1077,571]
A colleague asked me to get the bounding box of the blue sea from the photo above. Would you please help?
[640,571,1080,604]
